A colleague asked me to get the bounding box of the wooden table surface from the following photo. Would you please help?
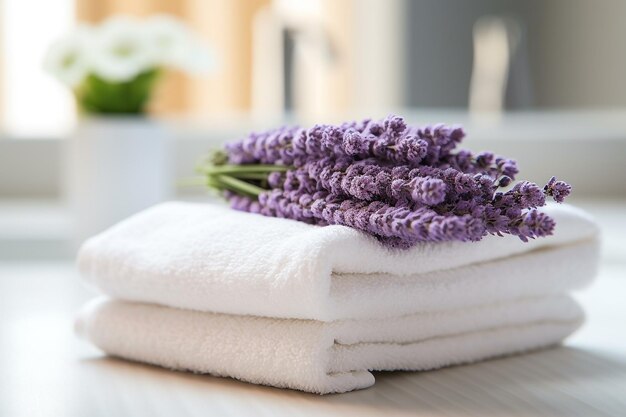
[1,200,625,417]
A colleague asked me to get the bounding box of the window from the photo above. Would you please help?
[0,0,75,137]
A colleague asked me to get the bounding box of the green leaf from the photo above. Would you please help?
[74,69,160,115]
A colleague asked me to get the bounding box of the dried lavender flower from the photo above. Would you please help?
[544,176,572,203]
[202,115,572,248]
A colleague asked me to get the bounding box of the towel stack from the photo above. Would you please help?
[76,202,599,394]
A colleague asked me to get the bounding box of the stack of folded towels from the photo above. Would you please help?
[76,201,600,394]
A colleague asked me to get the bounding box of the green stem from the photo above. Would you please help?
[199,164,290,175]
[215,175,265,197]
[228,172,271,180]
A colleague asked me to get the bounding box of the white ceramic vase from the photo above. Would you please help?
[65,116,171,247]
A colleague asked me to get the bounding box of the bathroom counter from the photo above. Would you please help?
[1,200,625,417]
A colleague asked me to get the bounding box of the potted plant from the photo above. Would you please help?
[44,15,213,245]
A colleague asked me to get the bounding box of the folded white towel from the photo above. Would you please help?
[76,295,584,394]
[78,202,599,321]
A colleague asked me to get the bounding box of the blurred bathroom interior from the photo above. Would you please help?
[0,0,625,259]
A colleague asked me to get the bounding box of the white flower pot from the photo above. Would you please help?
[65,116,171,247]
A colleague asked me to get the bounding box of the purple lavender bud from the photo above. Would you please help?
[383,115,407,137]
[249,201,262,214]
[544,176,572,203]
[466,217,486,241]
[398,137,428,164]
[354,210,371,230]
[350,175,377,200]
[498,176,512,187]
[328,172,343,194]
[319,165,333,183]
[484,205,510,233]
[417,125,433,140]
[449,126,465,143]
[368,122,384,136]
[267,172,283,188]
[372,137,392,159]
[305,125,325,155]
[229,195,253,211]
[298,194,313,207]
[430,217,462,241]
[512,181,546,207]
[522,209,556,238]
[321,126,340,149]
[257,192,269,206]
[410,177,447,205]
[332,205,346,224]
[496,157,519,179]
[343,205,358,225]
[292,129,307,153]
[475,173,495,190]
[390,179,406,199]
[476,152,495,168]
[310,198,326,217]
[375,170,392,192]
[452,150,472,171]
[342,129,366,156]
[454,173,475,193]
[392,166,411,178]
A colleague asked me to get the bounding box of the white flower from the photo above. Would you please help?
[143,14,215,74]
[143,15,191,67]
[45,14,215,90]
[43,25,93,87]
[89,16,155,82]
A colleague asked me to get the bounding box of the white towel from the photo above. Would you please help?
[78,202,600,321]
[76,295,584,394]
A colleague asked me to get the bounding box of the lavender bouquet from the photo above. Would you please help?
[200,115,571,249]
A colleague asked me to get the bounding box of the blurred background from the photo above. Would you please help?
[0,0,625,259]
